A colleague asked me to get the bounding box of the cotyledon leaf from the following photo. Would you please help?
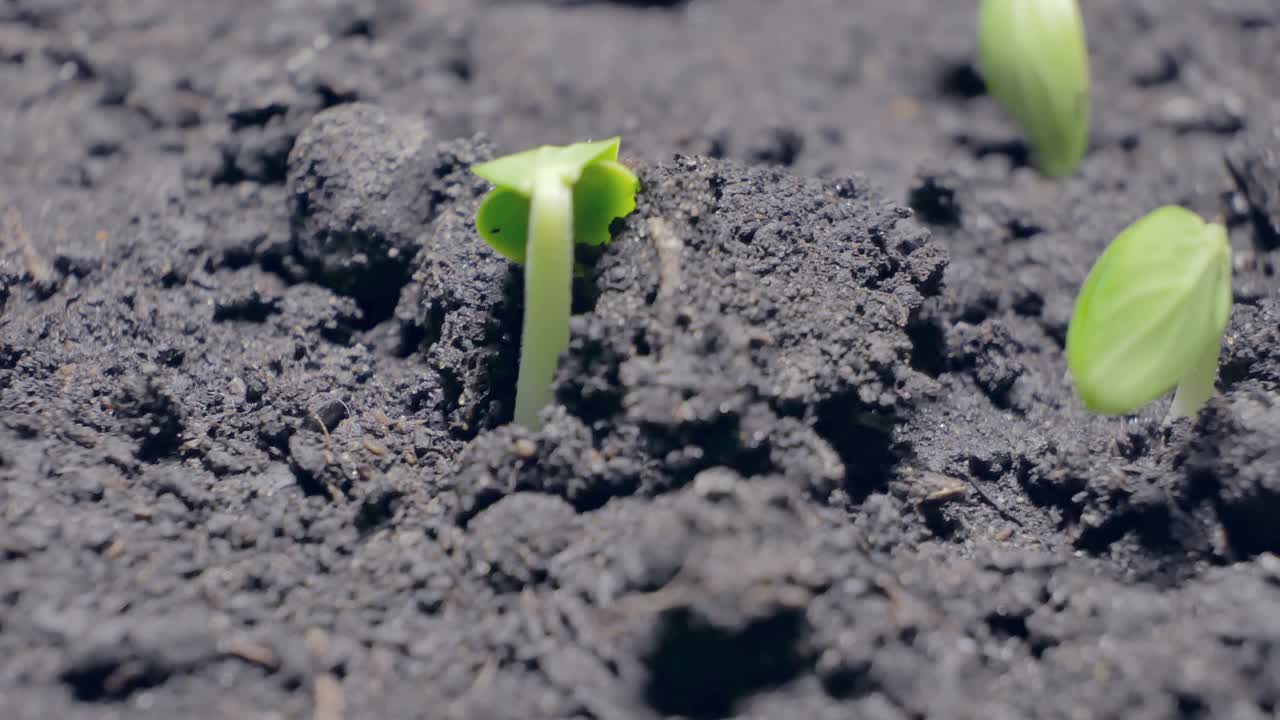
[978,0,1091,177]
[470,137,621,197]
[573,159,639,248]
[472,138,637,264]
[475,187,530,264]
[1066,206,1232,415]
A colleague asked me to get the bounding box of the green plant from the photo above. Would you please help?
[1067,206,1233,419]
[978,0,1091,177]
[471,137,639,429]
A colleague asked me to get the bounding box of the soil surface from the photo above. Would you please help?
[3,1,1280,718]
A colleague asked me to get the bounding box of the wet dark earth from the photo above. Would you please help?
[2,1,1280,718]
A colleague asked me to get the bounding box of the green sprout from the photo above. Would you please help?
[471,138,639,429]
[1067,206,1233,419]
[978,0,1091,177]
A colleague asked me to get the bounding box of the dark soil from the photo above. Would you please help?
[2,1,1279,718]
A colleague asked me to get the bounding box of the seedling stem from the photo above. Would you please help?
[471,138,639,429]
[515,171,575,428]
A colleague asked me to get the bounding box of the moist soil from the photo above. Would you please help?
[2,1,1280,718]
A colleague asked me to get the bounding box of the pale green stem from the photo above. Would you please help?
[1168,337,1221,420]
[513,172,574,429]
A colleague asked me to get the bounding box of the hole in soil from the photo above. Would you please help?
[908,175,962,226]
[746,128,804,168]
[328,10,374,40]
[938,62,986,100]
[113,381,184,461]
[315,85,359,111]
[821,660,876,700]
[294,253,414,334]
[1133,51,1179,87]
[985,611,1030,640]
[906,316,947,376]
[352,281,405,331]
[1011,288,1044,317]
[650,412,775,489]
[61,658,169,702]
[1225,161,1280,252]
[330,255,414,332]
[572,247,607,315]
[1015,455,1087,526]
[1006,217,1043,240]
[1075,503,1181,556]
[212,294,282,323]
[813,397,899,502]
[957,136,1031,169]
[920,504,960,539]
[210,131,294,186]
[1218,351,1256,389]
[445,57,472,82]
[228,104,288,131]
[1176,693,1209,719]
[1216,489,1280,558]
[643,607,809,719]
[290,465,339,499]
[393,311,431,359]
[355,487,403,533]
[1238,14,1275,30]
[0,344,24,370]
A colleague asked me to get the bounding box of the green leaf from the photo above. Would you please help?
[471,138,638,264]
[475,188,530,264]
[471,137,621,197]
[978,0,1091,177]
[1066,206,1232,416]
[573,159,640,247]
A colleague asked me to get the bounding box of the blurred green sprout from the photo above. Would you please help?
[978,0,1091,177]
[1067,206,1233,419]
[471,137,639,429]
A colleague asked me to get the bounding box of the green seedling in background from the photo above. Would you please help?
[978,0,1091,177]
[472,138,639,429]
[1067,206,1232,419]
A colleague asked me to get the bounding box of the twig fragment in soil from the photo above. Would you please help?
[220,638,281,671]
[3,208,53,286]
[313,673,344,720]
[912,472,969,509]
[649,217,683,300]
[909,470,1023,526]
[307,405,348,503]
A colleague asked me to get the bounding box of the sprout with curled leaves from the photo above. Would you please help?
[1067,206,1233,419]
[978,0,1091,177]
[471,138,639,429]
